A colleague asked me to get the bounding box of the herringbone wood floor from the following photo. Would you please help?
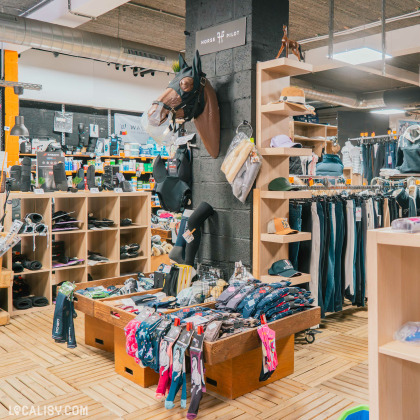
[0,306,368,419]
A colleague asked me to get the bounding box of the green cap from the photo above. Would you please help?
[268,259,301,277]
[268,177,299,191]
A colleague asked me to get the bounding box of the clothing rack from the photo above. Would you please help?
[347,134,397,144]
[295,185,381,190]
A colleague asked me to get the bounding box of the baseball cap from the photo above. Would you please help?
[268,177,299,191]
[268,259,301,277]
[267,218,298,235]
[270,134,302,148]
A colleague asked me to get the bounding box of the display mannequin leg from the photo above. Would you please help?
[184,202,214,266]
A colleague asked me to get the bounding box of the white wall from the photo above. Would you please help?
[18,49,171,112]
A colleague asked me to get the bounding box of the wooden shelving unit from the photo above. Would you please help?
[290,121,338,156]
[0,191,151,316]
[253,58,313,282]
[368,228,420,420]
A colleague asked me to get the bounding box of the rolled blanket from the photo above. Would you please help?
[22,260,42,271]
[13,297,33,310]
[31,296,49,307]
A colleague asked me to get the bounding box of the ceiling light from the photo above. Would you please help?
[332,47,392,65]
[371,109,405,115]
[10,116,29,137]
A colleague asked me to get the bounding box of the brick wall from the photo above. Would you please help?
[185,0,288,274]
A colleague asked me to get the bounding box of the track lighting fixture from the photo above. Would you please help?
[151,72,155,76]
[115,64,120,70]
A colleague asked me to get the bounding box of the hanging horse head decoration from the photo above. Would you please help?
[144,50,220,158]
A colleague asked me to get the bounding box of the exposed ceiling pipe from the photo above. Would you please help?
[294,79,420,109]
[0,12,177,72]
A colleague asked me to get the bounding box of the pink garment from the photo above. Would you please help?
[124,319,142,364]
[258,324,278,372]
[155,339,175,398]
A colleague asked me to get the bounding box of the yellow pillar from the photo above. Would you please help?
[4,50,19,166]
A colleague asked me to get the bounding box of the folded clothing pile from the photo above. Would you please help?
[75,274,156,299]
[52,211,82,232]
[12,252,42,272]
[12,275,49,310]
[120,243,141,259]
[88,214,115,230]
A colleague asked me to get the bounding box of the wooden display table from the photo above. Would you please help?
[74,275,320,398]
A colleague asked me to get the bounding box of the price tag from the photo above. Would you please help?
[114,188,123,193]
[289,177,294,184]
[162,265,172,274]
[90,188,100,193]
[356,207,362,221]
[388,156,392,165]
[34,189,44,194]
[309,179,314,186]
[4,126,10,131]
[416,180,420,185]
[182,228,195,243]
[346,179,351,185]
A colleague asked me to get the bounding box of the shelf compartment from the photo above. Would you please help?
[261,103,311,116]
[260,191,312,199]
[120,258,148,277]
[261,232,311,244]
[376,229,420,248]
[53,196,87,230]
[379,341,420,364]
[88,230,119,261]
[88,195,119,226]
[120,229,148,260]
[15,235,51,270]
[120,194,149,225]
[19,197,52,227]
[53,232,87,269]
[260,273,311,286]
[11,271,51,314]
[88,261,119,281]
[53,266,87,285]
[259,147,312,157]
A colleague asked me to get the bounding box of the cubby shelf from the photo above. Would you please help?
[1,191,151,316]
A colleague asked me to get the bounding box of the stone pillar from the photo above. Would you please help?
[185,0,289,273]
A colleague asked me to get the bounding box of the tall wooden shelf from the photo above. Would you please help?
[291,121,338,156]
[0,191,151,316]
[368,228,420,419]
[253,58,313,283]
